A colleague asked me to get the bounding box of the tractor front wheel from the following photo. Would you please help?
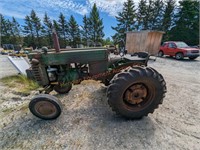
[107,66,166,119]
[29,94,62,120]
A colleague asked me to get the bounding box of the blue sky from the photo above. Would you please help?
[0,0,141,38]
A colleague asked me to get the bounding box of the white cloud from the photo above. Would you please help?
[88,0,126,16]
[36,0,89,16]
[87,0,142,16]
[0,5,25,19]
[0,0,142,20]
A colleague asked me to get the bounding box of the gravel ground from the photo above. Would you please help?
[0,54,200,150]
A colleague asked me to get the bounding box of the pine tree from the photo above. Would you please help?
[68,15,80,48]
[81,15,90,46]
[0,14,11,44]
[88,3,104,46]
[53,20,60,32]
[161,0,176,41]
[161,0,176,31]
[30,10,43,47]
[112,0,136,45]
[102,37,113,45]
[43,13,53,47]
[58,13,68,47]
[10,17,22,44]
[143,0,154,29]
[136,0,147,30]
[23,15,35,47]
[169,0,199,45]
[151,0,164,30]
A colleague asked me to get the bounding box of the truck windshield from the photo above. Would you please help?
[175,42,189,48]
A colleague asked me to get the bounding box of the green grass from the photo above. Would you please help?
[0,75,40,95]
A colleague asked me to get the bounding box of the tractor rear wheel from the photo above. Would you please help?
[29,94,62,120]
[54,83,72,94]
[107,66,166,119]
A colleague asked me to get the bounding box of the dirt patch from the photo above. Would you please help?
[0,55,200,149]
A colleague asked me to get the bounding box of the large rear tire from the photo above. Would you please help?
[107,66,166,119]
[29,94,62,120]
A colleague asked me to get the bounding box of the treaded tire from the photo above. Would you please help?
[175,53,183,60]
[158,51,164,57]
[29,94,62,120]
[107,66,167,119]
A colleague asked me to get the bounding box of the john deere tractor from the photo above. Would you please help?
[27,30,166,120]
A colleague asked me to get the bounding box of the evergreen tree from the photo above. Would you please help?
[161,0,176,41]
[81,15,90,46]
[43,13,53,47]
[30,10,43,47]
[161,0,176,31]
[53,20,60,32]
[112,0,136,45]
[88,3,104,46]
[23,10,43,48]
[0,14,11,44]
[169,0,199,45]
[136,0,147,30]
[58,13,68,47]
[151,0,164,30]
[102,37,113,45]
[68,15,80,48]
[10,17,22,44]
[143,0,154,29]
[23,15,35,47]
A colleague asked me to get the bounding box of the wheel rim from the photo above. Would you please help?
[34,101,57,117]
[124,83,152,108]
[176,53,182,59]
[158,51,163,57]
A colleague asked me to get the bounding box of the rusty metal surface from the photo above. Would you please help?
[126,30,164,55]
[52,28,60,52]
[35,101,57,117]
[124,83,147,105]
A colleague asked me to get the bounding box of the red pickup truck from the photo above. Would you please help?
[159,41,200,60]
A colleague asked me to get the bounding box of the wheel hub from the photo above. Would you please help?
[124,84,147,105]
[35,101,57,116]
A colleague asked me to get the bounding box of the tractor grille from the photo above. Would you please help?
[32,64,42,84]
[31,64,49,86]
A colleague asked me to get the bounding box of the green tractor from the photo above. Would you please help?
[27,30,166,120]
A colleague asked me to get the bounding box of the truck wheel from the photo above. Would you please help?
[107,66,166,119]
[175,53,183,60]
[158,51,164,57]
[29,94,62,120]
[54,83,72,94]
[189,56,198,60]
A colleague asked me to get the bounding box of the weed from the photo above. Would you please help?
[0,75,40,95]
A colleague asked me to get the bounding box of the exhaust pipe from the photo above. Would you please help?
[52,28,60,53]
